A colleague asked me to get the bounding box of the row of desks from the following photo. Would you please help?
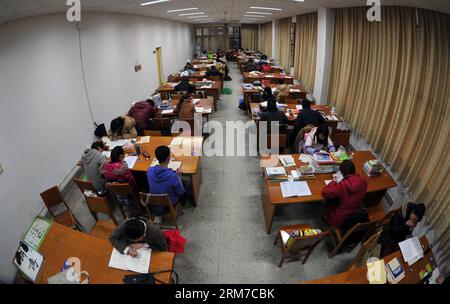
[157,81,221,109]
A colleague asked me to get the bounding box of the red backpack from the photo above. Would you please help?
[163,230,187,253]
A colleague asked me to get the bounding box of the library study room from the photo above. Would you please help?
[0,0,449,297]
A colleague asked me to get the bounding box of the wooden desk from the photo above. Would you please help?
[157,81,221,109]
[302,236,435,284]
[160,98,215,119]
[36,223,175,284]
[131,136,203,206]
[250,103,341,136]
[242,84,308,105]
[243,72,294,85]
[260,151,397,234]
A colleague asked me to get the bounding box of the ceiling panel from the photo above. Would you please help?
[0,0,449,26]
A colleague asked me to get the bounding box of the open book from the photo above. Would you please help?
[108,248,152,274]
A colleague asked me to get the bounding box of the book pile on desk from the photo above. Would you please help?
[364,159,383,176]
[313,151,335,164]
[385,257,405,284]
[265,167,288,181]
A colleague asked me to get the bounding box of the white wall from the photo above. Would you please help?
[0,12,193,283]
[313,8,334,104]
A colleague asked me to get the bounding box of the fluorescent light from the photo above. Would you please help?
[187,15,209,18]
[246,11,272,15]
[141,0,170,6]
[249,6,282,11]
[194,19,213,21]
[243,15,265,18]
[167,7,198,13]
[179,12,205,16]
[196,21,214,23]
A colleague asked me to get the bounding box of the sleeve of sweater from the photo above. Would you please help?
[146,223,168,251]
[322,181,344,200]
[109,223,128,254]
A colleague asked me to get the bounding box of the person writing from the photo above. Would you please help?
[303,124,336,154]
[109,217,168,256]
[322,160,368,229]
[174,94,195,120]
[127,99,161,136]
[260,98,288,124]
[81,141,109,193]
[174,76,196,94]
[205,65,223,77]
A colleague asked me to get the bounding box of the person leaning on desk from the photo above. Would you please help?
[109,217,168,257]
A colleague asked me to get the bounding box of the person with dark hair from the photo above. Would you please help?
[321,160,368,229]
[289,99,326,145]
[174,76,196,94]
[101,146,136,188]
[81,141,109,192]
[260,98,288,124]
[262,86,274,101]
[303,124,336,154]
[244,59,257,72]
[182,61,195,74]
[205,65,223,77]
[109,217,168,256]
[380,202,426,257]
[147,145,185,223]
[174,94,195,120]
[107,116,138,140]
[128,99,161,136]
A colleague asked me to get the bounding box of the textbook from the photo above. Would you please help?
[108,248,151,274]
[280,181,312,198]
[313,152,334,164]
[385,257,405,284]
[265,167,287,180]
[279,155,296,167]
[171,137,183,146]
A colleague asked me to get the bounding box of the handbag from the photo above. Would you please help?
[48,267,89,284]
[123,270,178,284]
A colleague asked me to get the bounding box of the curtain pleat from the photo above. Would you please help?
[260,22,273,57]
[329,6,450,273]
[277,17,292,73]
[241,25,259,51]
[294,13,317,92]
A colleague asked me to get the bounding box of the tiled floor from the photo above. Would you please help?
[65,62,359,283]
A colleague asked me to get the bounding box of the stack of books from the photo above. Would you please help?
[265,167,288,181]
[313,152,335,165]
[385,257,406,284]
[364,160,383,176]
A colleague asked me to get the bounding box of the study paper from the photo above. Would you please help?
[108,248,151,274]
[325,180,333,185]
[168,161,182,171]
[195,106,204,113]
[295,105,303,110]
[161,109,174,115]
[279,155,296,167]
[266,167,287,176]
[109,139,131,150]
[399,237,423,265]
[139,136,150,144]
[192,99,201,104]
[280,181,312,198]
[102,151,111,158]
[299,154,313,163]
[171,137,183,146]
[124,156,138,169]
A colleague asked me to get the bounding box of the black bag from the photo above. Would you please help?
[94,123,107,138]
[123,270,178,284]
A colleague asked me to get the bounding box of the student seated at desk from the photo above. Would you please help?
[174,76,196,94]
[107,116,138,140]
[244,59,258,72]
[147,146,185,223]
[290,100,326,146]
[262,86,274,102]
[174,94,195,120]
[109,217,168,256]
[182,61,195,74]
[205,65,223,77]
[260,98,288,125]
[81,141,108,193]
[380,202,426,257]
[102,147,136,189]
[322,160,368,229]
[303,124,336,154]
[128,99,161,136]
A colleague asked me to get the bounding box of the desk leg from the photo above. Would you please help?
[190,160,202,206]
[262,182,276,234]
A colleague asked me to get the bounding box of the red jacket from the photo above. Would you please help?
[322,174,368,229]
[128,101,159,130]
[101,161,136,189]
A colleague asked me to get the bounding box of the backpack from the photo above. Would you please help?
[163,229,187,253]
[94,123,107,138]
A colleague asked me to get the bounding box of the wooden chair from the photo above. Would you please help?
[347,228,384,270]
[74,179,119,240]
[167,74,180,82]
[285,98,301,105]
[365,206,401,242]
[329,220,379,258]
[106,183,142,218]
[274,224,330,267]
[139,193,183,229]
[332,129,351,149]
[40,186,81,230]
[153,117,173,136]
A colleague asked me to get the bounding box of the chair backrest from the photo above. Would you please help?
[339,220,379,248]
[40,186,68,217]
[143,130,162,136]
[106,183,136,197]
[378,207,401,229]
[153,117,172,131]
[289,231,330,252]
[75,179,118,225]
[139,193,176,217]
[332,129,351,149]
[168,74,180,82]
[349,228,383,269]
[285,98,301,105]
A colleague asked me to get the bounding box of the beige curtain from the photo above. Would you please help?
[277,17,292,73]
[294,13,317,92]
[260,22,273,57]
[329,6,450,273]
[241,25,259,51]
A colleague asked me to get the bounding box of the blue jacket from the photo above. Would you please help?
[147,166,185,207]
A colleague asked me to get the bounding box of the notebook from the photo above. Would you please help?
[161,109,174,115]
[280,181,312,198]
[138,136,150,144]
[279,155,296,167]
[171,137,183,146]
[108,248,151,274]
[124,156,138,169]
[168,161,182,171]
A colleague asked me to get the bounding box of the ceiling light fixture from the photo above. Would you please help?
[187,15,209,18]
[179,12,205,16]
[246,11,272,15]
[243,15,265,18]
[167,7,198,13]
[141,0,170,6]
[249,6,282,11]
